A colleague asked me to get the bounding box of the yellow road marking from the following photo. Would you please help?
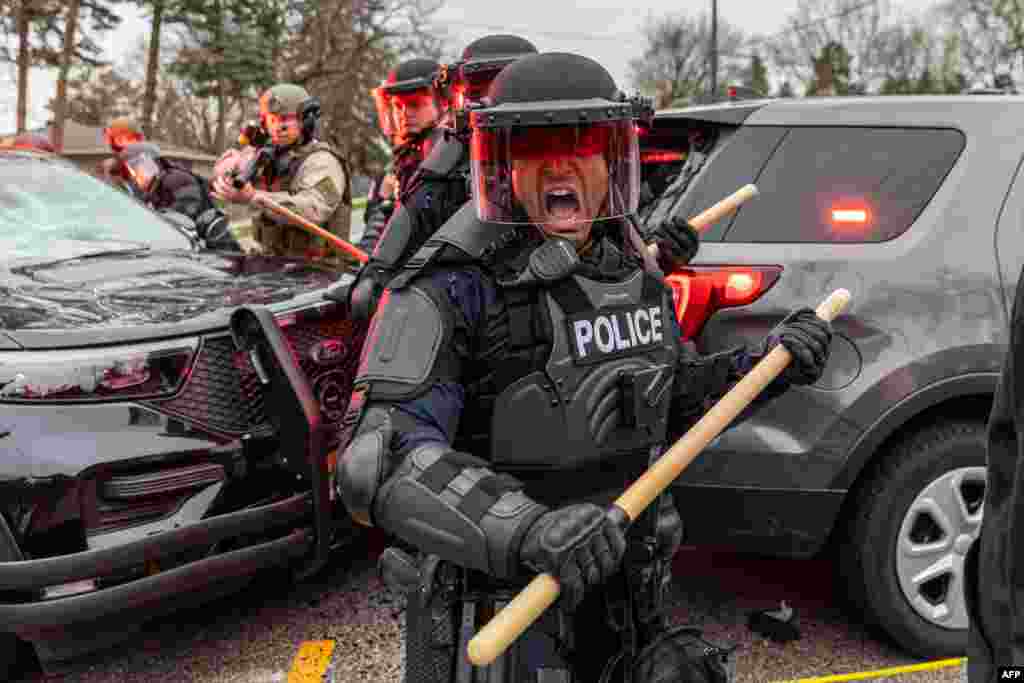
[288,640,336,683]
[776,657,966,682]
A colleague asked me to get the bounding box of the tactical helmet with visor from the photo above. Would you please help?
[371,79,398,144]
[435,35,538,111]
[118,141,163,193]
[460,52,651,246]
[382,58,444,140]
[258,83,319,148]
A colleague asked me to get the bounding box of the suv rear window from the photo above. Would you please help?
[722,126,965,243]
[642,121,966,244]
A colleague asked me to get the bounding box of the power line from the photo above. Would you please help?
[746,0,879,45]
[434,19,644,45]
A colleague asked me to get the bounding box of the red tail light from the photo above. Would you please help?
[665,265,783,339]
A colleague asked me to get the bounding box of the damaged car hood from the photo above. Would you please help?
[0,249,352,349]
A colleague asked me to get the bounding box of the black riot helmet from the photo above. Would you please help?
[382,58,440,96]
[382,58,445,140]
[458,52,652,228]
[435,35,538,110]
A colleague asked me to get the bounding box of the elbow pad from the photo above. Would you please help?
[373,443,548,579]
[336,404,397,527]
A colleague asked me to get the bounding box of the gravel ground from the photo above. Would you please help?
[10,532,967,683]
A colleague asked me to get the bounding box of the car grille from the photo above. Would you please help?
[89,463,226,536]
[144,314,367,450]
[101,463,225,500]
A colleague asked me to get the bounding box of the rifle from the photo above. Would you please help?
[229,121,274,190]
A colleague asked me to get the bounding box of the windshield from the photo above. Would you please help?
[0,153,192,263]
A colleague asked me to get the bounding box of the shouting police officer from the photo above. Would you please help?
[347,35,702,324]
[348,35,539,321]
[212,83,352,264]
[120,142,239,251]
[335,52,834,682]
[358,58,447,253]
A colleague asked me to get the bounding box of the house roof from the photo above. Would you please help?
[0,120,217,162]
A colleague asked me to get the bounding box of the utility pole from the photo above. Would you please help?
[710,0,718,100]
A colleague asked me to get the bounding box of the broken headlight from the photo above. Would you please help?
[0,337,199,402]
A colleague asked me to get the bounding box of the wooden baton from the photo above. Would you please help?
[251,194,369,264]
[466,287,852,667]
[645,183,759,259]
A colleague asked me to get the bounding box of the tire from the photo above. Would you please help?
[838,420,987,658]
[402,596,458,683]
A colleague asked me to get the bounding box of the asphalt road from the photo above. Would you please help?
[10,531,967,683]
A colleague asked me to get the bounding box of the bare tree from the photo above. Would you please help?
[137,0,167,137]
[766,0,890,93]
[939,0,1015,88]
[277,0,445,173]
[628,10,746,108]
[52,0,82,150]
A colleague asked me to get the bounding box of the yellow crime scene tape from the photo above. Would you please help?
[774,657,966,682]
[286,639,965,682]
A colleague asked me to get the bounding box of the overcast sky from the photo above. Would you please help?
[2,0,941,132]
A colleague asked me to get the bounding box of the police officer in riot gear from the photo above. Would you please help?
[336,52,834,682]
[212,83,352,264]
[347,36,701,323]
[349,35,539,321]
[120,142,239,251]
[98,118,146,196]
[358,58,447,254]
[363,79,402,232]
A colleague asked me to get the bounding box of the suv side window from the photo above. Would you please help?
[664,125,786,241]
[724,126,965,243]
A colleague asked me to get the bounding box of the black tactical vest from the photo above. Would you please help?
[462,254,678,504]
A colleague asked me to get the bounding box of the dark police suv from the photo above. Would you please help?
[0,149,365,676]
[639,95,1024,658]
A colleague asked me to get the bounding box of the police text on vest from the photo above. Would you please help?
[572,306,663,361]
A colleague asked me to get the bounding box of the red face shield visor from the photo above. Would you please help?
[472,122,618,162]
[372,86,395,138]
[469,120,640,224]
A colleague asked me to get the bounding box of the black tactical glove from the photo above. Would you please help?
[519,503,628,611]
[349,262,393,322]
[766,307,833,385]
[648,216,700,271]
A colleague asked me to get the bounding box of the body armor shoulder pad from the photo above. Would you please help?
[389,202,521,290]
[356,284,448,401]
[432,202,521,261]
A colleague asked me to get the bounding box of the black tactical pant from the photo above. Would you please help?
[400,497,681,683]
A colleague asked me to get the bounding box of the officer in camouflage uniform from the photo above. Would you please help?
[336,52,834,682]
[212,83,352,265]
[358,58,447,254]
